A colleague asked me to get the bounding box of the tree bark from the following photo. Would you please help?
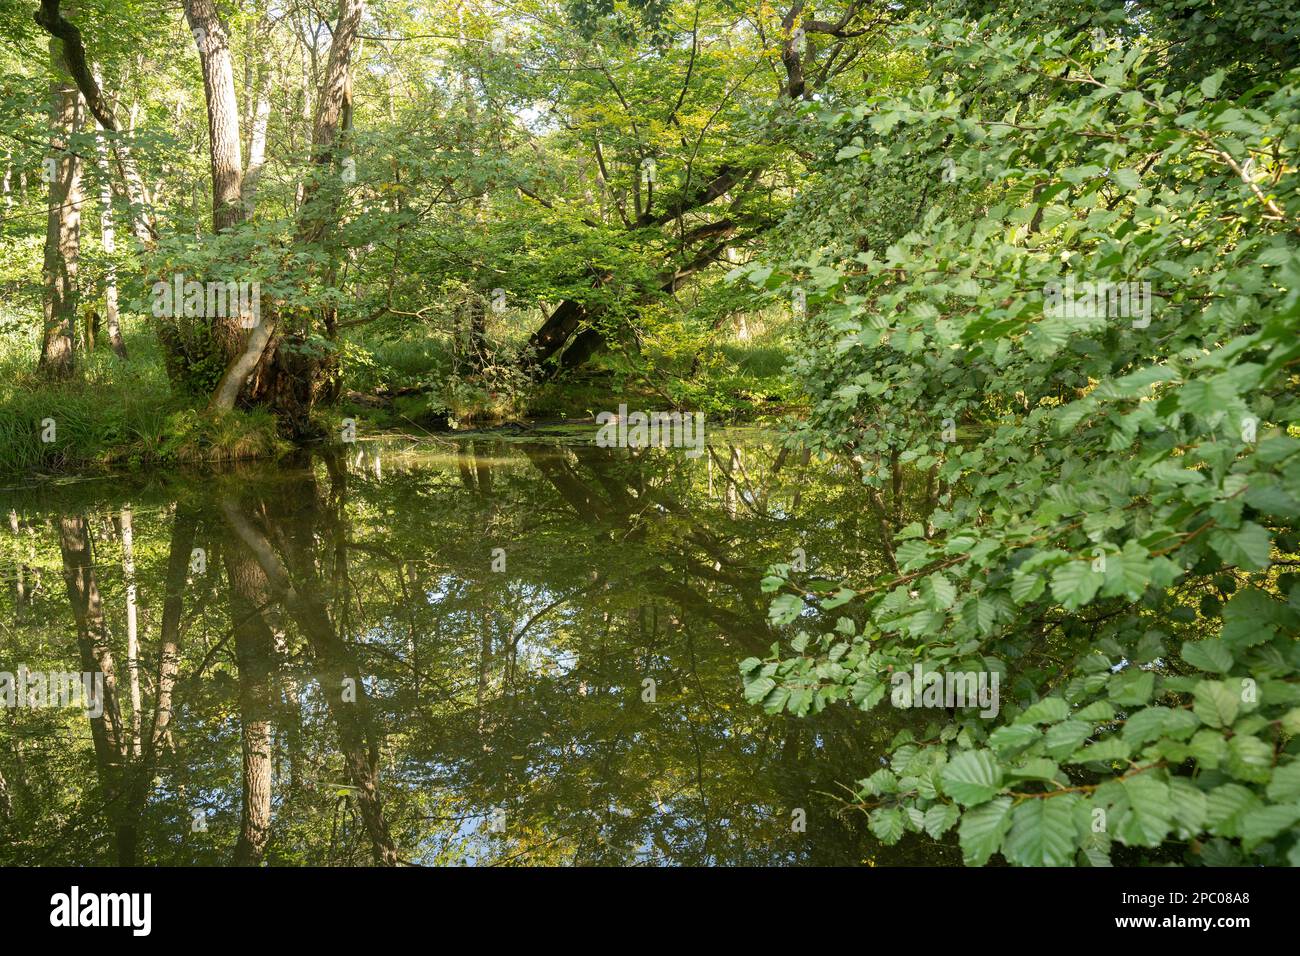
[92,72,125,357]
[38,25,83,380]
[184,0,250,373]
[184,0,245,233]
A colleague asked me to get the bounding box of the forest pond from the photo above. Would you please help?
[0,432,955,866]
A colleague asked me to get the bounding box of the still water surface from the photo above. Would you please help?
[0,432,955,865]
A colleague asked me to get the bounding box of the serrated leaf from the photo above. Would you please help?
[1113,774,1173,847]
[768,593,805,626]
[869,806,905,844]
[1016,697,1070,725]
[1122,706,1176,744]
[1209,522,1273,571]
[1225,734,1273,783]
[1073,700,1115,721]
[923,801,960,838]
[1108,669,1154,706]
[1205,784,1259,838]
[1193,680,1239,728]
[1168,777,1207,835]
[940,749,1004,806]
[1044,720,1092,759]
[1240,804,1300,844]
[1004,795,1080,866]
[958,797,1013,866]
[1010,570,1045,604]
[1181,639,1234,674]
[989,723,1041,752]
[1051,560,1103,610]
[1266,761,1300,802]
[1069,736,1131,764]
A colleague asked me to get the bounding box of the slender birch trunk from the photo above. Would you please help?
[93,94,125,358]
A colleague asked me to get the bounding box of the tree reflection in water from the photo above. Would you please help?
[0,436,959,866]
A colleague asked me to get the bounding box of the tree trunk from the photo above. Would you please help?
[92,93,125,357]
[148,506,198,750]
[58,515,136,864]
[184,0,248,365]
[209,0,366,423]
[219,468,400,866]
[224,541,277,866]
[242,11,273,217]
[34,2,157,245]
[38,27,84,380]
[184,0,244,233]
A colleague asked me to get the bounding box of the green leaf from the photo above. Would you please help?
[926,572,957,609]
[1283,708,1300,735]
[1205,784,1259,838]
[1069,736,1131,763]
[1188,729,1228,769]
[742,675,776,704]
[1004,795,1080,866]
[1113,774,1174,847]
[989,724,1041,752]
[1073,701,1115,721]
[1266,761,1300,802]
[958,797,1013,866]
[1193,680,1240,728]
[1016,697,1070,725]
[869,806,905,844]
[1241,804,1300,844]
[940,749,1004,806]
[923,801,960,838]
[1050,560,1103,610]
[1008,757,1060,783]
[768,593,805,626]
[1110,167,1140,191]
[1225,734,1273,784]
[1044,720,1092,759]
[1010,571,1045,604]
[1108,669,1154,706]
[1220,588,1280,647]
[1209,522,1273,571]
[1168,778,1207,835]
[860,768,898,796]
[820,587,856,610]
[1122,707,1176,744]
[1180,639,1234,674]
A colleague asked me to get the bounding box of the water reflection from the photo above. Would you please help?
[0,435,957,865]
